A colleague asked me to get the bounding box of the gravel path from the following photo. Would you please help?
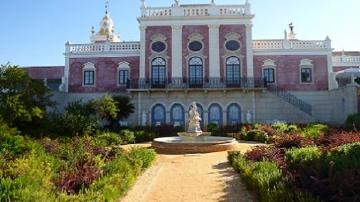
[121,142,260,202]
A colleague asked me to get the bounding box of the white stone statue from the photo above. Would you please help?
[187,102,202,133]
[141,111,147,126]
[246,110,252,123]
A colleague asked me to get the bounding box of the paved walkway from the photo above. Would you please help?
[121,142,260,202]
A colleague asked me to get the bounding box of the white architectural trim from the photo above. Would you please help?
[117,62,130,86]
[327,53,337,90]
[262,59,277,84]
[209,24,220,77]
[138,16,254,27]
[172,25,183,79]
[139,25,146,79]
[254,50,331,56]
[82,62,96,87]
[245,24,254,77]
[299,59,314,85]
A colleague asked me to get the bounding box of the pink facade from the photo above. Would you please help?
[219,25,247,79]
[24,66,64,80]
[145,26,172,81]
[182,25,209,80]
[254,55,329,91]
[68,57,139,93]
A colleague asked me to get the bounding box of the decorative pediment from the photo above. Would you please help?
[118,62,130,69]
[262,59,276,67]
[299,59,313,66]
[225,32,241,40]
[83,62,95,69]
[188,33,204,41]
[151,33,167,42]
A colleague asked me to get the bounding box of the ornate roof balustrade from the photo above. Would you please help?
[65,41,140,55]
[128,77,266,91]
[141,3,250,18]
[333,56,360,66]
[252,39,332,51]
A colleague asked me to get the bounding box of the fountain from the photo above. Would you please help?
[152,102,237,154]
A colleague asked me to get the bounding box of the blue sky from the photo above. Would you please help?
[0,0,359,66]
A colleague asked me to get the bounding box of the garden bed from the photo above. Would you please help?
[228,122,360,202]
[0,123,156,201]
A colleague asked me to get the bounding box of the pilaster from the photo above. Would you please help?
[246,24,254,78]
[208,24,220,78]
[171,25,183,79]
[139,25,147,79]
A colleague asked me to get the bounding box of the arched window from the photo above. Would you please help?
[188,103,204,128]
[226,57,241,87]
[151,58,166,88]
[188,57,203,88]
[208,104,223,126]
[151,104,166,126]
[227,104,241,125]
[171,104,185,127]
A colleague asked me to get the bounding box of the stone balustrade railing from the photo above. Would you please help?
[142,4,249,18]
[253,39,331,50]
[333,56,360,64]
[65,42,140,54]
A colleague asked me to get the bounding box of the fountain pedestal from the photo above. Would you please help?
[151,102,237,154]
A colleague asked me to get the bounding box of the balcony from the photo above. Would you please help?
[128,77,267,91]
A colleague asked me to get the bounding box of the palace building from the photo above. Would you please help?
[25,0,360,126]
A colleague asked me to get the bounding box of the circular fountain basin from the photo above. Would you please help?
[152,136,237,154]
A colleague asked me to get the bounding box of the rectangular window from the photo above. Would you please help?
[263,68,275,83]
[119,70,129,85]
[301,67,312,83]
[84,70,95,86]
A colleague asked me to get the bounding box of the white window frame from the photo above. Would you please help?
[117,62,130,86]
[262,59,277,84]
[82,62,96,87]
[299,59,314,84]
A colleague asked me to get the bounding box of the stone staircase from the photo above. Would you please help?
[267,85,312,116]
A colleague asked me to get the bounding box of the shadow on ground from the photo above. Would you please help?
[213,162,256,202]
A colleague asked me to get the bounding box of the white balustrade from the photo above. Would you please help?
[333,56,360,64]
[67,42,140,54]
[253,40,331,50]
[142,4,248,17]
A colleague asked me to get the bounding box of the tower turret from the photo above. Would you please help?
[90,1,121,43]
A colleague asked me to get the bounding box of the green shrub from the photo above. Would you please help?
[330,142,360,171]
[272,122,299,133]
[95,132,122,146]
[301,124,329,139]
[228,151,318,202]
[90,155,136,201]
[207,123,219,133]
[241,130,268,143]
[134,130,156,143]
[119,130,135,144]
[345,113,360,129]
[1,143,58,202]
[285,146,322,169]
[127,147,156,170]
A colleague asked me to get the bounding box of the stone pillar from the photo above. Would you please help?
[139,25,147,79]
[245,24,254,78]
[172,25,183,80]
[208,24,220,78]
[64,41,71,92]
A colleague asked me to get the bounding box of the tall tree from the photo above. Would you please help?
[0,64,52,126]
